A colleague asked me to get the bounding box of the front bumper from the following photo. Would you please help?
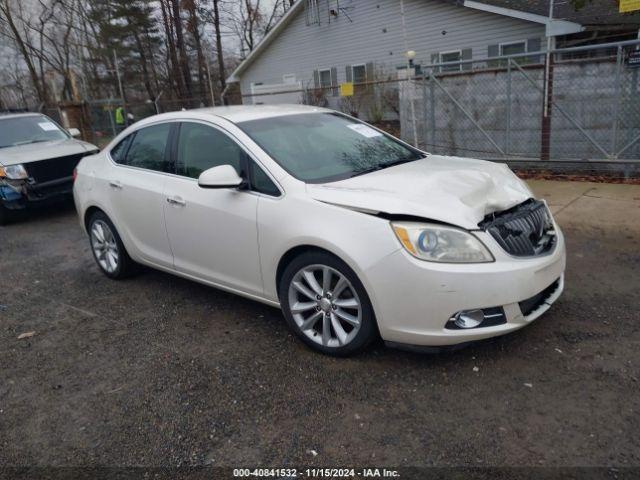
[364,227,566,347]
[0,177,74,210]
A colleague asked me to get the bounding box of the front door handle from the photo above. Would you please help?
[109,180,123,189]
[166,196,186,207]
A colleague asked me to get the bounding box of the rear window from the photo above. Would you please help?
[110,124,173,173]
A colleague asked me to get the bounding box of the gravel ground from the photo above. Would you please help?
[0,185,639,472]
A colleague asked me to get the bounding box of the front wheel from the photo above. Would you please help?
[0,202,13,226]
[279,251,378,356]
[88,211,137,279]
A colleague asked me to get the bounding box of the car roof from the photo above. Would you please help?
[136,104,333,128]
[0,112,44,120]
[199,104,331,123]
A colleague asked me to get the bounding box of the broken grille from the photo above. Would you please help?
[479,199,556,257]
[24,153,85,184]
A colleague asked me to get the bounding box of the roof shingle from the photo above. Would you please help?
[466,0,640,28]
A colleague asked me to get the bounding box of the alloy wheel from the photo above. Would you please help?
[287,264,362,348]
[91,220,120,274]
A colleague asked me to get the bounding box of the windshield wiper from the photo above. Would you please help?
[350,158,419,178]
[13,139,50,146]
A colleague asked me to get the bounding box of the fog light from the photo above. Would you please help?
[454,309,484,329]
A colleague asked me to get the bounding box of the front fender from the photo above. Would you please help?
[257,195,401,307]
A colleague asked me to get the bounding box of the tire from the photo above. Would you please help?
[0,202,13,226]
[279,251,378,356]
[88,211,137,279]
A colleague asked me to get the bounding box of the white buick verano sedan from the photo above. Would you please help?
[73,105,565,356]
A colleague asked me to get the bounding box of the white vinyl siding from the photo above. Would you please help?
[239,0,545,98]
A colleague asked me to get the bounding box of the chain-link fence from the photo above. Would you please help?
[238,39,640,176]
[37,39,640,175]
[401,40,640,171]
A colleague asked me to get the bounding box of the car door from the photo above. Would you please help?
[162,121,264,296]
[106,122,174,268]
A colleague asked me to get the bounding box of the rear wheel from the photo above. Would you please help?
[88,211,137,279]
[279,251,377,356]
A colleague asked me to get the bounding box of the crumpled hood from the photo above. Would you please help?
[306,155,533,229]
[0,138,97,167]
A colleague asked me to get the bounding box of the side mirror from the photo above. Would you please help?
[68,128,81,138]
[198,165,243,189]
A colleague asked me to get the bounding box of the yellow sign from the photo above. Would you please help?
[620,0,640,13]
[340,82,354,97]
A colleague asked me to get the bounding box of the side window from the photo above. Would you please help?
[123,123,172,172]
[249,161,280,197]
[176,122,245,179]
[110,135,133,164]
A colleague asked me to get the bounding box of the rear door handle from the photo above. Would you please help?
[109,180,123,189]
[166,196,186,207]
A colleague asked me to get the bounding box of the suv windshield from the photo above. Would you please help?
[237,112,424,183]
[0,115,68,149]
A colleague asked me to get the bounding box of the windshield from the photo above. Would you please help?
[0,115,68,149]
[237,112,424,183]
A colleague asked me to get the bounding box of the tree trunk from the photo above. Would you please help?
[134,32,156,102]
[185,0,206,103]
[160,0,184,99]
[170,0,193,100]
[0,0,45,104]
[213,0,226,93]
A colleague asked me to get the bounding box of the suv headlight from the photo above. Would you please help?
[391,221,494,263]
[0,164,28,180]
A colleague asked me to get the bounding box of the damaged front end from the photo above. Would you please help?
[0,166,29,211]
[1,152,94,211]
[478,199,557,257]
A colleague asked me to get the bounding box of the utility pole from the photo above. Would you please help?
[113,49,127,126]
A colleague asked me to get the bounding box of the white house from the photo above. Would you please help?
[227,0,639,105]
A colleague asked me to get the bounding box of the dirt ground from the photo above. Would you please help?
[0,181,639,474]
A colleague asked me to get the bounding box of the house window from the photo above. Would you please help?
[352,64,367,92]
[319,69,332,89]
[282,74,297,84]
[440,50,462,72]
[500,41,526,57]
[489,40,535,67]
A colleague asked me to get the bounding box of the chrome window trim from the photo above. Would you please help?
[106,118,285,200]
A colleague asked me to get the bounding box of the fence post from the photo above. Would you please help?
[611,45,623,159]
[429,73,436,152]
[107,98,117,138]
[421,73,428,150]
[506,58,512,156]
[540,50,554,161]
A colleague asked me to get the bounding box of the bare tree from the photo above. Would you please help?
[0,0,46,103]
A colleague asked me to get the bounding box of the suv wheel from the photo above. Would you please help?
[0,202,13,226]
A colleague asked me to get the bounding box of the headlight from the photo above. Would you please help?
[0,164,28,180]
[391,221,494,263]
